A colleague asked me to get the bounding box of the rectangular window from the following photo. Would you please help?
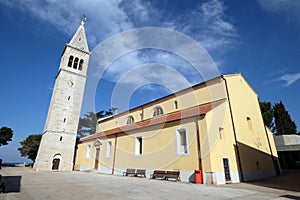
[247,117,253,133]
[176,128,188,155]
[86,144,91,158]
[106,141,112,158]
[135,137,143,156]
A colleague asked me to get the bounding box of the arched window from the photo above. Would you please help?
[73,57,79,69]
[67,56,74,67]
[127,116,134,124]
[153,106,163,117]
[78,59,84,71]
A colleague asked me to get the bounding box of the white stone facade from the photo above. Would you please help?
[34,19,90,171]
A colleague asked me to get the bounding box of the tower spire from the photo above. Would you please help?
[68,15,89,52]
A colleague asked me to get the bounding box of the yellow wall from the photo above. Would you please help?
[75,141,95,169]
[225,75,276,173]
[201,101,240,173]
[99,118,199,171]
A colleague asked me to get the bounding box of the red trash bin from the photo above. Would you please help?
[194,170,202,184]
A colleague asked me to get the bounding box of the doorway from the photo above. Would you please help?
[223,158,231,182]
[52,158,60,170]
[94,148,100,169]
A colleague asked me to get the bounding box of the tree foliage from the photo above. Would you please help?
[77,112,97,138]
[0,126,13,146]
[18,134,42,162]
[77,110,114,138]
[259,101,274,130]
[273,101,297,135]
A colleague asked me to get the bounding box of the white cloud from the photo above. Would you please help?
[1,0,134,46]
[172,0,237,51]
[1,0,237,92]
[278,73,300,86]
[258,0,300,23]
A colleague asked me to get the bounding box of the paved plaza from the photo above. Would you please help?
[0,167,300,200]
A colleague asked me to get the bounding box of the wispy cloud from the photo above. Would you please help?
[1,0,237,92]
[173,0,237,51]
[278,73,300,86]
[1,0,134,46]
[258,0,300,25]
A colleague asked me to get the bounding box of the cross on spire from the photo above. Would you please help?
[81,15,87,26]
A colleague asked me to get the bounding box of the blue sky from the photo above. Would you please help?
[0,0,299,163]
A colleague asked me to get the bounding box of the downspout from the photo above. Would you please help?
[257,98,279,176]
[195,115,203,170]
[222,76,244,182]
[112,134,118,174]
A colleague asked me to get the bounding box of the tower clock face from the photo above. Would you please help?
[67,80,74,88]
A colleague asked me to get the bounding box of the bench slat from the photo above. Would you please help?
[123,168,136,176]
[165,171,180,181]
[136,169,146,177]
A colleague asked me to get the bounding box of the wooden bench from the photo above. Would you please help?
[123,168,136,176]
[150,170,166,179]
[165,171,181,182]
[135,169,146,177]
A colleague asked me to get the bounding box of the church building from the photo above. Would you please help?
[75,73,280,185]
[34,17,280,185]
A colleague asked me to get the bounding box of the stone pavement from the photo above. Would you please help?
[0,167,300,200]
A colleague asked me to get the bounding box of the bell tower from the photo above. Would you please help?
[34,16,90,171]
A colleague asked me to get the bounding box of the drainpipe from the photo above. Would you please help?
[257,98,279,176]
[222,76,244,182]
[112,134,118,174]
[195,115,203,170]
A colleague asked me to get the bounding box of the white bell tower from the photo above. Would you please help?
[34,16,90,171]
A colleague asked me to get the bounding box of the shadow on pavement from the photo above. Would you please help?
[2,175,22,193]
[280,195,300,200]
[247,170,300,193]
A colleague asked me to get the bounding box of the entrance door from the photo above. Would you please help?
[52,158,60,170]
[94,148,100,169]
[223,158,231,182]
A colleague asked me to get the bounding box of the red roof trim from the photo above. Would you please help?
[80,99,225,142]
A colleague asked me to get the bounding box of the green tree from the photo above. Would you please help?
[0,126,13,146]
[18,134,42,162]
[77,110,114,138]
[259,101,274,130]
[273,101,297,135]
[77,112,97,138]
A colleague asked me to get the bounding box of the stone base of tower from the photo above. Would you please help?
[34,131,76,171]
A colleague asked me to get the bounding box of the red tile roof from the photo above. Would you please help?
[80,99,226,142]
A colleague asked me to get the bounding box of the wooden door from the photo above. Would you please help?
[52,158,60,170]
[223,158,231,182]
[94,148,100,169]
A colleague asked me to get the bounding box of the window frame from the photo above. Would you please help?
[78,59,84,71]
[67,56,74,67]
[106,141,112,158]
[153,106,164,117]
[176,128,189,156]
[134,136,143,156]
[86,144,91,158]
[73,57,79,69]
[127,116,134,125]
[247,117,253,133]
[174,101,178,109]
